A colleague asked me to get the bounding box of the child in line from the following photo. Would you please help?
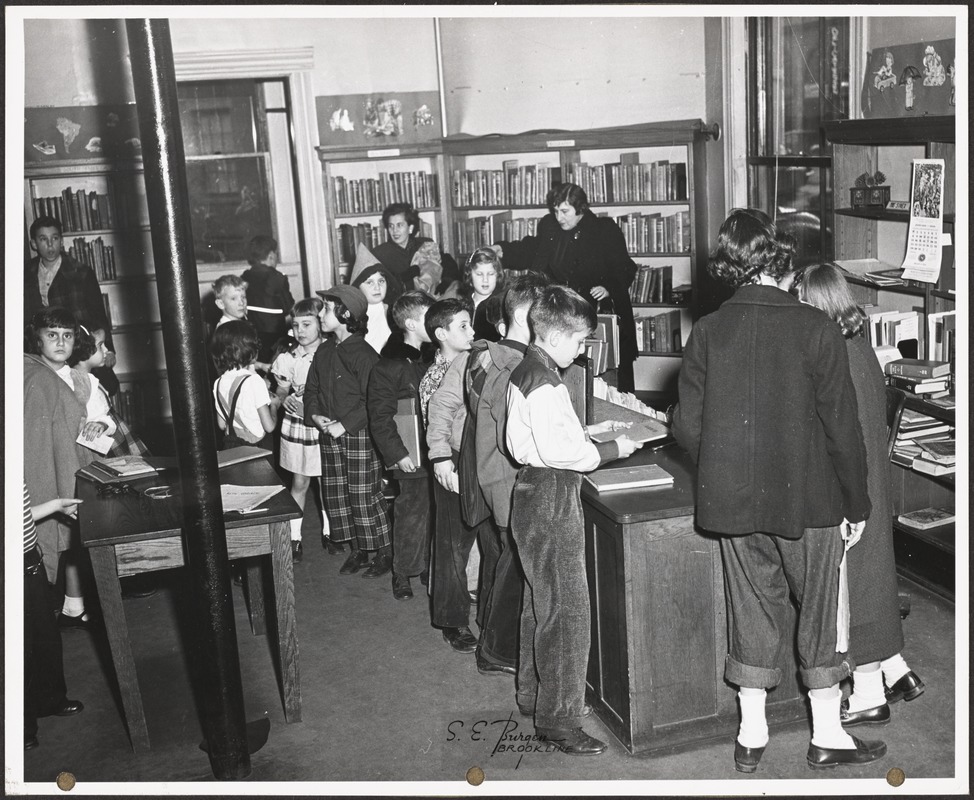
[506,285,641,755]
[305,285,393,578]
[214,274,249,328]
[795,263,924,722]
[460,247,506,342]
[271,297,332,562]
[367,290,436,600]
[350,243,405,355]
[211,320,281,451]
[24,307,96,630]
[242,235,295,363]
[421,298,481,653]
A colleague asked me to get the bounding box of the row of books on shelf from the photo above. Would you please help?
[630,265,673,304]
[453,212,542,256]
[565,156,687,204]
[451,163,561,208]
[612,209,691,254]
[31,185,136,232]
[585,313,621,375]
[332,172,439,215]
[927,310,956,363]
[68,236,117,281]
[634,310,682,354]
[863,307,919,353]
[335,220,436,265]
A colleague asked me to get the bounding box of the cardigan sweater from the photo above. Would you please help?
[671,285,871,539]
[303,333,377,435]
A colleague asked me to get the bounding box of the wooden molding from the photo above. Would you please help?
[173,47,314,80]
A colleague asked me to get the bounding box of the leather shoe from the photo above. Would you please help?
[57,613,98,632]
[535,726,606,756]
[442,626,478,653]
[518,702,592,718]
[885,671,924,704]
[734,740,766,773]
[392,573,413,600]
[840,700,891,727]
[476,651,516,676]
[322,535,345,555]
[362,552,393,579]
[40,698,84,718]
[806,735,887,769]
[339,549,369,575]
[291,541,303,562]
[25,734,39,750]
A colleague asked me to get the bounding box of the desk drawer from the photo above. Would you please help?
[113,524,274,577]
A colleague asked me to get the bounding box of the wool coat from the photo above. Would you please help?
[672,285,871,539]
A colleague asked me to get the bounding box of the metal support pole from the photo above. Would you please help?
[125,19,251,780]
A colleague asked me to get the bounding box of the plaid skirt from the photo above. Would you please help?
[107,414,149,458]
[279,410,321,476]
[319,428,390,550]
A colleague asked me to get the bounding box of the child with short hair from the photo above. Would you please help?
[421,298,482,653]
[367,290,436,599]
[271,297,331,561]
[211,319,281,450]
[506,285,641,755]
[304,285,393,578]
[242,235,295,363]
[213,274,249,327]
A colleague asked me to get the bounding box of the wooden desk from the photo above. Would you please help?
[78,457,303,752]
[582,400,806,754]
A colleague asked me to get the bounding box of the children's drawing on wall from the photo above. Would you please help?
[922,45,945,86]
[873,51,897,91]
[413,104,435,128]
[948,63,955,105]
[860,38,955,118]
[363,98,404,138]
[316,91,441,147]
[901,66,921,111]
[329,108,355,132]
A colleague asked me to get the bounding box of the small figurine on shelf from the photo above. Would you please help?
[873,51,897,91]
[900,66,922,111]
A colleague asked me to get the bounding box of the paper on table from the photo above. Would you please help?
[221,484,285,513]
[77,430,115,455]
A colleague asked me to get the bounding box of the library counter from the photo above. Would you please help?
[580,411,806,755]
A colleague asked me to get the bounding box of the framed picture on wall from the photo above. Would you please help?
[316,90,442,147]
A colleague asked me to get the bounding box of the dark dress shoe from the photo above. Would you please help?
[291,541,303,562]
[25,734,39,750]
[885,671,924,704]
[536,726,606,756]
[734,740,766,773]
[40,698,84,718]
[339,549,369,575]
[392,573,413,600]
[840,700,891,727]
[442,626,478,653]
[362,552,393,579]
[57,613,98,632]
[322,535,345,555]
[476,652,516,676]
[807,735,887,769]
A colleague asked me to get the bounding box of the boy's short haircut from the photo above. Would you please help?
[30,215,62,240]
[391,290,435,331]
[68,324,98,365]
[502,270,551,326]
[528,285,597,340]
[211,319,260,373]
[291,296,323,319]
[247,235,278,266]
[424,297,470,343]
[213,273,248,297]
[26,306,78,354]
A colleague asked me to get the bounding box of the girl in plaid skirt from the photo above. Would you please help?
[271,297,335,561]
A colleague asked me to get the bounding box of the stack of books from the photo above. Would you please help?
[886,358,951,399]
[897,506,955,531]
[912,439,956,477]
[891,409,954,474]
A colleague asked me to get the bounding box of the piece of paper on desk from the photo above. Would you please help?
[590,418,669,444]
[77,430,115,455]
[900,158,945,283]
[221,484,285,513]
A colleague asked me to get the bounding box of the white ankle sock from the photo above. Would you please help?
[810,692,855,749]
[62,595,85,618]
[289,517,303,541]
[848,665,886,712]
[881,653,910,687]
[737,690,769,748]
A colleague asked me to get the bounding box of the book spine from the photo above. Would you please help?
[886,363,943,378]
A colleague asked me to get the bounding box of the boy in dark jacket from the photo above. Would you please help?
[367,291,435,600]
[242,235,294,363]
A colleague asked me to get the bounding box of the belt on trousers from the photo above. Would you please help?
[25,544,43,576]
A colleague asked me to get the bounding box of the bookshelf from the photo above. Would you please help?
[824,115,957,600]
[25,159,170,427]
[441,120,713,394]
[315,143,449,284]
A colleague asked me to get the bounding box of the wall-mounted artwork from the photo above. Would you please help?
[25,104,142,162]
[861,38,955,118]
[316,90,441,147]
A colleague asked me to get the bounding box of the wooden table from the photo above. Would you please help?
[582,399,806,754]
[77,457,302,752]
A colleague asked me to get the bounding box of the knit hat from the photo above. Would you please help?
[349,242,381,285]
[316,284,367,323]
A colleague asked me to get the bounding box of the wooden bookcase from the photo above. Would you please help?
[824,115,957,600]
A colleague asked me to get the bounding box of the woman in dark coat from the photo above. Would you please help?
[796,263,924,726]
[494,183,638,392]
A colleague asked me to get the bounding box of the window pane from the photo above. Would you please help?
[178,80,260,156]
[186,157,272,262]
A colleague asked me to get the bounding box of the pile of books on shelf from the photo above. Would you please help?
[32,186,120,232]
[832,259,927,289]
[584,314,621,375]
[335,220,435,265]
[886,358,951,399]
[453,212,542,255]
[608,210,691,254]
[565,155,687,204]
[634,311,682,354]
[68,236,117,280]
[890,409,954,477]
[451,163,560,208]
[332,172,439,215]
[630,265,673,304]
